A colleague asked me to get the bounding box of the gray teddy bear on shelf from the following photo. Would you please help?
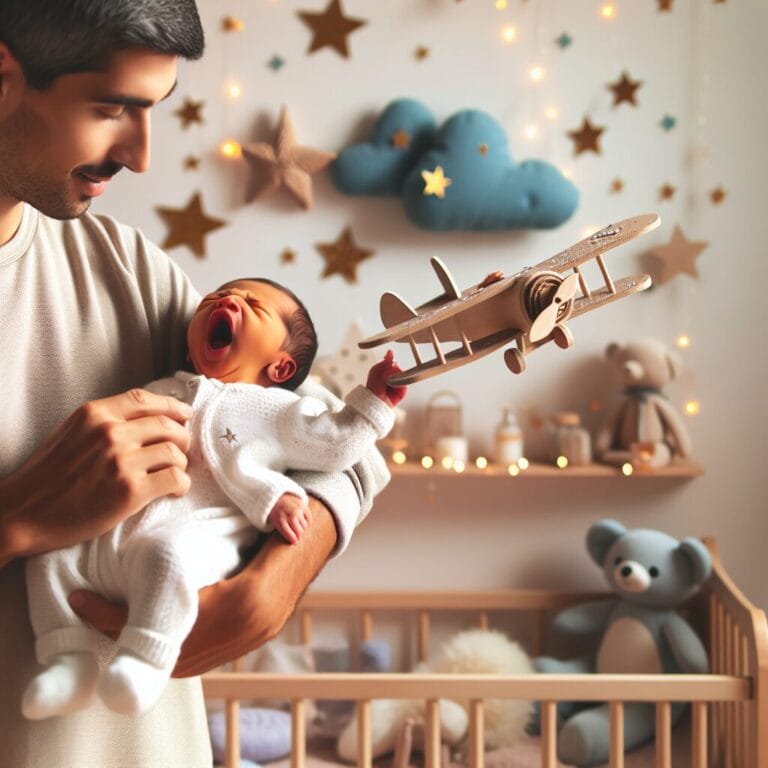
[530,518,712,767]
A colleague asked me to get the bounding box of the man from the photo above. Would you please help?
[0,2,387,766]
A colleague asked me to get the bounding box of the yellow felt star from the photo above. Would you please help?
[566,117,605,156]
[316,227,374,284]
[421,165,452,198]
[241,107,336,210]
[297,0,367,59]
[649,225,709,283]
[173,98,204,129]
[155,192,226,259]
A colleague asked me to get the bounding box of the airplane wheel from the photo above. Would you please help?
[552,325,574,349]
[504,348,526,374]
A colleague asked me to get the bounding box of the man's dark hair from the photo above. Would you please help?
[219,277,319,392]
[0,0,204,90]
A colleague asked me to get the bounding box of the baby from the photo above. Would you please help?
[23,277,405,720]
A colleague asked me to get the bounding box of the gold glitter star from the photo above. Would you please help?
[316,227,374,284]
[221,16,245,32]
[607,71,643,107]
[391,130,411,149]
[414,46,430,60]
[421,165,452,198]
[566,117,605,156]
[155,192,226,259]
[610,178,624,194]
[478,143,490,155]
[220,428,239,444]
[281,248,297,264]
[297,0,367,59]
[710,186,726,204]
[183,155,200,171]
[649,225,708,283]
[659,182,676,201]
[173,98,204,129]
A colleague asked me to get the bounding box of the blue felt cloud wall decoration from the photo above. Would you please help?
[402,110,579,231]
[331,99,438,196]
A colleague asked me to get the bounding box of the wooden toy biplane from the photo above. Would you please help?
[358,213,659,385]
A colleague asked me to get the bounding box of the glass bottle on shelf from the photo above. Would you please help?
[554,412,592,466]
[494,407,523,466]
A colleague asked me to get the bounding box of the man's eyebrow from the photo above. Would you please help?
[93,80,178,109]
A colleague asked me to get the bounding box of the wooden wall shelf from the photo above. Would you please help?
[387,461,703,479]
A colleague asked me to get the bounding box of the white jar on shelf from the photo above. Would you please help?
[554,412,592,466]
[493,407,524,466]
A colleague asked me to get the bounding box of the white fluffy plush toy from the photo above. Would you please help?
[336,628,533,763]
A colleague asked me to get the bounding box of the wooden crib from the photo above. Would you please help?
[202,539,768,768]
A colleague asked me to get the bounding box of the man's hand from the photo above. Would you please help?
[0,388,193,564]
[69,496,338,677]
[267,493,311,545]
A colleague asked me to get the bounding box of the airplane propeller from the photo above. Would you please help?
[528,273,580,343]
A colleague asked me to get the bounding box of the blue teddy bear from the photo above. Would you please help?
[532,518,712,766]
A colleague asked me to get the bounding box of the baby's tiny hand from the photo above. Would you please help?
[366,350,407,407]
[268,493,311,544]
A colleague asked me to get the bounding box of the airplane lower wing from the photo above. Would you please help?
[569,274,652,319]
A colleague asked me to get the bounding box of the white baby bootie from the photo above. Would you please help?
[98,651,170,716]
[22,651,98,719]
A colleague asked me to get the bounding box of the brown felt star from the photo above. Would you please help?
[608,71,643,107]
[391,130,411,149]
[156,192,226,259]
[297,0,366,59]
[710,186,727,204]
[316,227,374,284]
[649,225,708,283]
[658,0,674,10]
[183,155,200,171]
[173,98,204,129]
[414,46,430,60]
[567,117,605,156]
[281,248,297,264]
[659,182,676,201]
[610,178,625,194]
[241,107,336,210]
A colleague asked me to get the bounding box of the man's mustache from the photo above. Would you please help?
[77,162,123,179]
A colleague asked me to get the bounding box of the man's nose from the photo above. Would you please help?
[110,112,151,173]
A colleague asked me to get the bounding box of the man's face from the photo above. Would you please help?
[187,280,299,386]
[0,46,177,219]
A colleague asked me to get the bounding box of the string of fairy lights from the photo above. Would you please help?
[202,1,702,468]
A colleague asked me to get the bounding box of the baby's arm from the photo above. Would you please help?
[267,493,311,545]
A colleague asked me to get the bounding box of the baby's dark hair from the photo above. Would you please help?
[219,277,318,391]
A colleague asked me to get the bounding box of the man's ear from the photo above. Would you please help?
[266,353,297,385]
[0,43,26,117]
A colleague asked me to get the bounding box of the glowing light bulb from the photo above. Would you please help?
[529,66,546,82]
[601,4,616,19]
[685,401,701,416]
[508,464,520,476]
[226,82,243,99]
[392,450,406,465]
[502,26,518,43]
[676,335,691,349]
[441,456,454,470]
[518,457,530,470]
[219,140,242,159]
[421,456,434,469]
[495,0,508,9]
[475,456,488,469]
[556,455,569,469]
[545,106,559,120]
[454,460,466,473]
[622,463,634,476]
[524,124,538,140]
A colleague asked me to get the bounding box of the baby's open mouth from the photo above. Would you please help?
[206,308,235,353]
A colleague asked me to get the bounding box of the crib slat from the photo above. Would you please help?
[361,611,373,642]
[541,701,558,768]
[477,612,489,630]
[609,701,624,768]
[424,699,441,768]
[468,699,485,768]
[300,610,312,645]
[225,699,240,768]
[655,701,671,768]
[691,701,707,768]
[357,700,372,768]
[291,699,307,768]
[418,611,430,662]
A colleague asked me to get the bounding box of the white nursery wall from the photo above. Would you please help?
[94,1,768,607]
